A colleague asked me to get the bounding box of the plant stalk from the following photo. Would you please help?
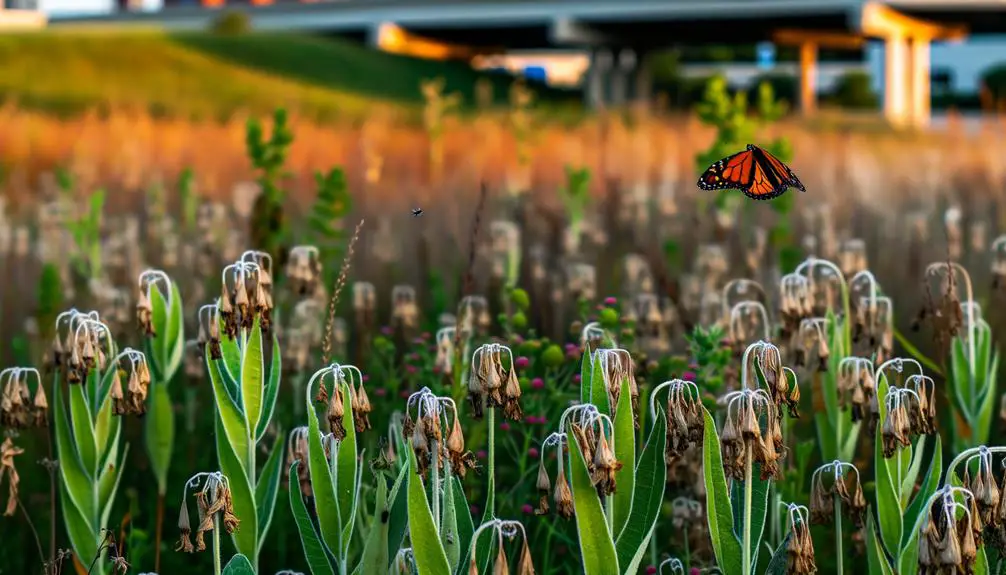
[742,443,754,575]
[432,439,441,534]
[154,493,165,573]
[213,515,222,575]
[488,407,496,518]
[834,495,843,575]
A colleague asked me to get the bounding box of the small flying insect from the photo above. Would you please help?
[412,207,424,217]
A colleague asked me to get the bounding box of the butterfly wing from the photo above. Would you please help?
[697,149,755,191]
[751,145,806,194]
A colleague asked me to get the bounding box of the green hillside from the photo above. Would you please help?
[0,31,579,121]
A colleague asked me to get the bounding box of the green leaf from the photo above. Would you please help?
[289,461,336,575]
[148,282,185,383]
[902,433,941,550]
[387,463,410,564]
[901,436,926,505]
[306,381,342,559]
[588,350,611,415]
[69,377,98,476]
[441,468,461,572]
[241,318,266,435]
[215,416,258,561]
[255,335,282,441]
[407,448,452,575]
[221,553,256,575]
[220,321,242,398]
[615,409,666,575]
[360,476,391,575]
[974,351,999,449]
[98,442,128,528]
[164,282,185,380]
[59,480,97,569]
[335,381,359,541]
[53,375,97,525]
[568,422,619,575]
[451,477,475,575]
[611,377,635,538]
[145,384,174,494]
[764,531,792,575]
[866,512,894,575]
[702,408,743,575]
[875,378,903,556]
[148,285,169,380]
[731,464,770,569]
[207,355,250,472]
[580,350,591,406]
[255,431,285,548]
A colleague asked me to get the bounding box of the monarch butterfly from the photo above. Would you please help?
[697,144,806,200]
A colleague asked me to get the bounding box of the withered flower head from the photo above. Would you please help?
[285,245,322,297]
[779,273,812,339]
[178,472,239,554]
[0,436,25,517]
[721,386,782,482]
[55,311,113,386]
[784,505,817,575]
[107,348,152,417]
[286,427,312,498]
[405,387,476,481]
[595,348,639,429]
[198,304,223,361]
[1,368,47,430]
[391,285,420,332]
[654,378,704,470]
[919,485,979,575]
[810,460,866,528]
[220,254,273,339]
[137,269,173,338]
[434,327,456,377]
[880,382,933,458]
[469,519,535,575]
[469,343,524,422]
[916,262,968,352]
[560,404,622,497]
[837,357,874,424]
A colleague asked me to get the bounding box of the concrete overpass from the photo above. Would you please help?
[49,0,1006,128]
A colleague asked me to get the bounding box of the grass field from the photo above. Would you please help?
[0,31,578,121]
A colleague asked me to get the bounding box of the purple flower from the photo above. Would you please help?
[604,296,617,306]
[573,374,581,384]
[500,422,511,432]
[470,505,480,515]
[374,388,387,397]
[515,356,530,370]
[683,371,696,382]
[645,567,657,575]
[564,343,578,353]
[477,450,487,460]
[408,352,420,361]
[537,416,548,425]
[531,377,545,390]
[521,504,534,515]
[380,326,394,336]
[528,447,540,459]
[690,569,701,575]
[405,365,417,374]
[399,390,411,399]
[362,374,370,382]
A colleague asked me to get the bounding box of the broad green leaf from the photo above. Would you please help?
[306,381,342,559]
[98,442,127,526]
[148,285,169,381]
[221,553,256,575]
[145,384,174,494]
[215,417,258,561]
[164,281,185,381]
[441,468,461,572]
[59,480,97,570]
[387,463,410,565]
[69,378,98,476]
[702,409,742,575]
[901,436,926,506]
[207,356,250,472]
[451,477,475,575]
[335,381,359,539]
[241,317,266,435]
[588,349,611,415]
[899,524,920,575]
[220,319,242,389]
[615,409,666,575]
[611,377,635,538]
[53,375,97,524]
[580,350,591,405]
[255,335,282,441]
[866,511,894,575]
[360,476,391,575]
[407,448,451,575]
[93,386,116,461]
[950,337,972,419]
[568,423,619,575]
[902,434,941,550]
[974,351,999,450]
[255,431,285,547]
[289,461,336,575]
[763,531,792,575]
[875,377,903,556]
[731,464,770,569]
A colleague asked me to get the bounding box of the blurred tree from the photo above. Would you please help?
[827,70,879,109]
[211,9,251,35]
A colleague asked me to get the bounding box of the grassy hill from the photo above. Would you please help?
[0,31,580,121]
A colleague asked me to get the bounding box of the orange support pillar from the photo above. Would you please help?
[799,42,818,115]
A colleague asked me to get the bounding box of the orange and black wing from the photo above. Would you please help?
[697,148,755,192]
[747,144,806,200]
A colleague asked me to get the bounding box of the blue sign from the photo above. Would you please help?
[757,42,776,70]
[524,66,547,83]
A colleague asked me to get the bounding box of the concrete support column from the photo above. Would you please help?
[798,42,817,115]
[908,37,931,128]
[610,49,635,106]
[884,33,909,127]
[586,48,613,109]
[634,51,653,107]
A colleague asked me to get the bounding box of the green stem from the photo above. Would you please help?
[213,515,222,575]
[742,443,754,575]
[834,495,843,575]
[432,439,441,534]
[488,407,496,518]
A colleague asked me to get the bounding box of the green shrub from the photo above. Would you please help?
[981,63,1006,102]
[211,10,251,35]
[828,70,878,109]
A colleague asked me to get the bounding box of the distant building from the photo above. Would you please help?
[868,37,1006,95]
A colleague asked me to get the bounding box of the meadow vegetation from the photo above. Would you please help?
[3,58,1006,575]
